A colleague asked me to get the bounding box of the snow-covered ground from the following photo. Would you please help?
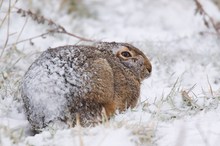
[0,0,220,145]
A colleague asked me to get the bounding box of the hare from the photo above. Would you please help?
[21,42,152,131]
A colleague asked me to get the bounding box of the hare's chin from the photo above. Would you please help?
[142,70,151,80]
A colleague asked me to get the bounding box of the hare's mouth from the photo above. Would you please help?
[141,66,152,80]
[142,63,152,80]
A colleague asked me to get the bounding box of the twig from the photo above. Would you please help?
[167,78,179,107]
[63,31,94,42]
[15,16,28,44]
[14,7,95,42]
[75,114,84,146]
[186,84,197,94]
[194,0,220,33]
[0,0,18,29]
[101,107,109,127]
[206,75,213,96]
[181,90,201,109]
[9,32,49,46]
[1,0,11,58]
[0,0,4,10]
[0,11,8,28]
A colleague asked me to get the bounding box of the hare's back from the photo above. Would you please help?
[21,46,96,129]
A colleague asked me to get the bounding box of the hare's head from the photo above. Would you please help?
[115,43,152,81]
[96,42,152,81]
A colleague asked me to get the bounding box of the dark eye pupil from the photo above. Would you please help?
[121,51,131,57]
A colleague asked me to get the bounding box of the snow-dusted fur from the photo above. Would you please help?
[21,42,152,131]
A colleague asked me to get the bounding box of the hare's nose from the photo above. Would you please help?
[147,64,152,74]
[144,60,152,75]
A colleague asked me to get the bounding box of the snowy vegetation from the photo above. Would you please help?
[0,0,220,145]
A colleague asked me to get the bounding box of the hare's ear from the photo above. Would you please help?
[95,42,131,55]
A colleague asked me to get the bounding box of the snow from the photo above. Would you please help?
[156,108,220,146]
[0,0,220,146]
[25,126,135,146]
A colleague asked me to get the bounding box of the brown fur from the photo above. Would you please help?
[21,42,152,131]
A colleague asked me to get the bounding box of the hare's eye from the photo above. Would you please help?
[121,51,132,58]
